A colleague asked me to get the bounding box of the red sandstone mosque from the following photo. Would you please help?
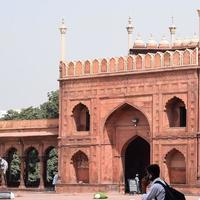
[1,10,200,194]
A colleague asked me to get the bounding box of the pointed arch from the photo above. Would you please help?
[118,57,125,71]
[84,60,91,74]
[144,53,153,68]
[72,103,90,131]
[24,147,40,187]
[71,150,89,183]
[43,146,58,187]
[5,147,20,187]
[183,49,192,65]
[127,55,135,70]
[68,62,75,76]
[92,59,99,74]
[163,51,172,67]
[103,102,151,131]
[101,59,108,73]
[109,58,116,73]
[154,52,162,68]
[173,50,182,66]
[136,54,143,69]
[165,96,186,127]
[75,61,83,76]
[192,48,197,65]
[165,148,186,184]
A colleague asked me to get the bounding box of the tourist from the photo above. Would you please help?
[0,157,8,186]
[52,173,58,191]
[134,173,140,194]
[141,164,165,200]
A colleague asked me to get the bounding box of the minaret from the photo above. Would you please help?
[169,16,176,47]
[59,18,67,62]
[126,17,134,53]
[197,9,200,47]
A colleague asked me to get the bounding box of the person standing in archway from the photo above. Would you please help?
[0,157,8,187]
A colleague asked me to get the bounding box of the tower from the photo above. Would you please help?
[59,18,67,62]
[169,16,176,47]
[197,9,200,47]
[126,17,134,53]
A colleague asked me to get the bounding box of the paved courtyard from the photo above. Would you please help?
[8,191,200,200]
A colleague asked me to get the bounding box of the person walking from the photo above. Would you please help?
[141,164,165,200]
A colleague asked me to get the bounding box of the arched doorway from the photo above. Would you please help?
[124,136,150,193]
[165,149,186,184]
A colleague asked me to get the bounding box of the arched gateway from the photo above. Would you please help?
[104,103,150,192]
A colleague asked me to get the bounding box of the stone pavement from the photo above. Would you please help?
[9,191,200,200]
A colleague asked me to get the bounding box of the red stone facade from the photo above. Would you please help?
[57,46,200,194]
[1,44,200,194]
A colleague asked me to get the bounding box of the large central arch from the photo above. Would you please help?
[103,103,150,192]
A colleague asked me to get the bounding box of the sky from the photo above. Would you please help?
[0,0,200,110]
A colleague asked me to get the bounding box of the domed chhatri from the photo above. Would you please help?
[133,34,146,48]
[159,36,170,48]
[146,34,158,48]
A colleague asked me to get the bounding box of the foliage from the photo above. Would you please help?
[46,148,58,183]
[1,90,59,120]
[27,149,40,184]
[10,152,21,181]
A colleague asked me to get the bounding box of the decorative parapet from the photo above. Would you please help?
[59,48,199,79]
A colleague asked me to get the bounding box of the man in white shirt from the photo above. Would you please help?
[141,164,165,200]
[0,157,8,186]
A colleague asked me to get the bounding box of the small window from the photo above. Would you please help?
[165,97,186,127]
[73,103,90,131]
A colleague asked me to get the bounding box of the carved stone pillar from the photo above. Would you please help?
[39,143,44,190]
[19,156,25,189]
[39,156,44,189]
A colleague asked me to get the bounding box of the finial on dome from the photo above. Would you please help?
[146,34,158,48]
[159,35,170,48]
[133,34,145,48]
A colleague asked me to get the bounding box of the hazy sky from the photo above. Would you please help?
[0,0,200,110]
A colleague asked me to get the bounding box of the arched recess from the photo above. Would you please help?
[72,103,90,131]
[183,49,191,65]
[71,151,89,183]
[165,96,186,127]
[165,149,186,184]
[163,51,172,66]
[5,147,20,187]
[154,52,162,67]
[173,51,181,66]
[24,147,40,187]
[122,136,150,193]
[43,146,58,187]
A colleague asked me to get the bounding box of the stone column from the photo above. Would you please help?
[39,143,44,189]
[39,156,44,189]
[19,156,25,189]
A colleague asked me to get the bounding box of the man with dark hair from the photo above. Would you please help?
[141,164,165,200]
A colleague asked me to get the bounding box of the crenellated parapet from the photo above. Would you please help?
[59,48,199,78]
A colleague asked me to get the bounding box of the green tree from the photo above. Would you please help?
[1,109,20,120]
[46,148,58,183]
[39,90,59,119]
[1,90,59,120]
[26,149,40,185]
[10,152,21,183]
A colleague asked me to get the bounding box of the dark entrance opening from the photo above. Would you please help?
[125,136,150,193]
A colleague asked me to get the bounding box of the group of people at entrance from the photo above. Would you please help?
[130,164,185,200]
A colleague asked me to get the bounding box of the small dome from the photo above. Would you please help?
[182,38,190,46]
[190,34,199,46]
[133,35,146,48]
[173,38,182,47]
[159,36,170,48]
[146,35,158,48]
